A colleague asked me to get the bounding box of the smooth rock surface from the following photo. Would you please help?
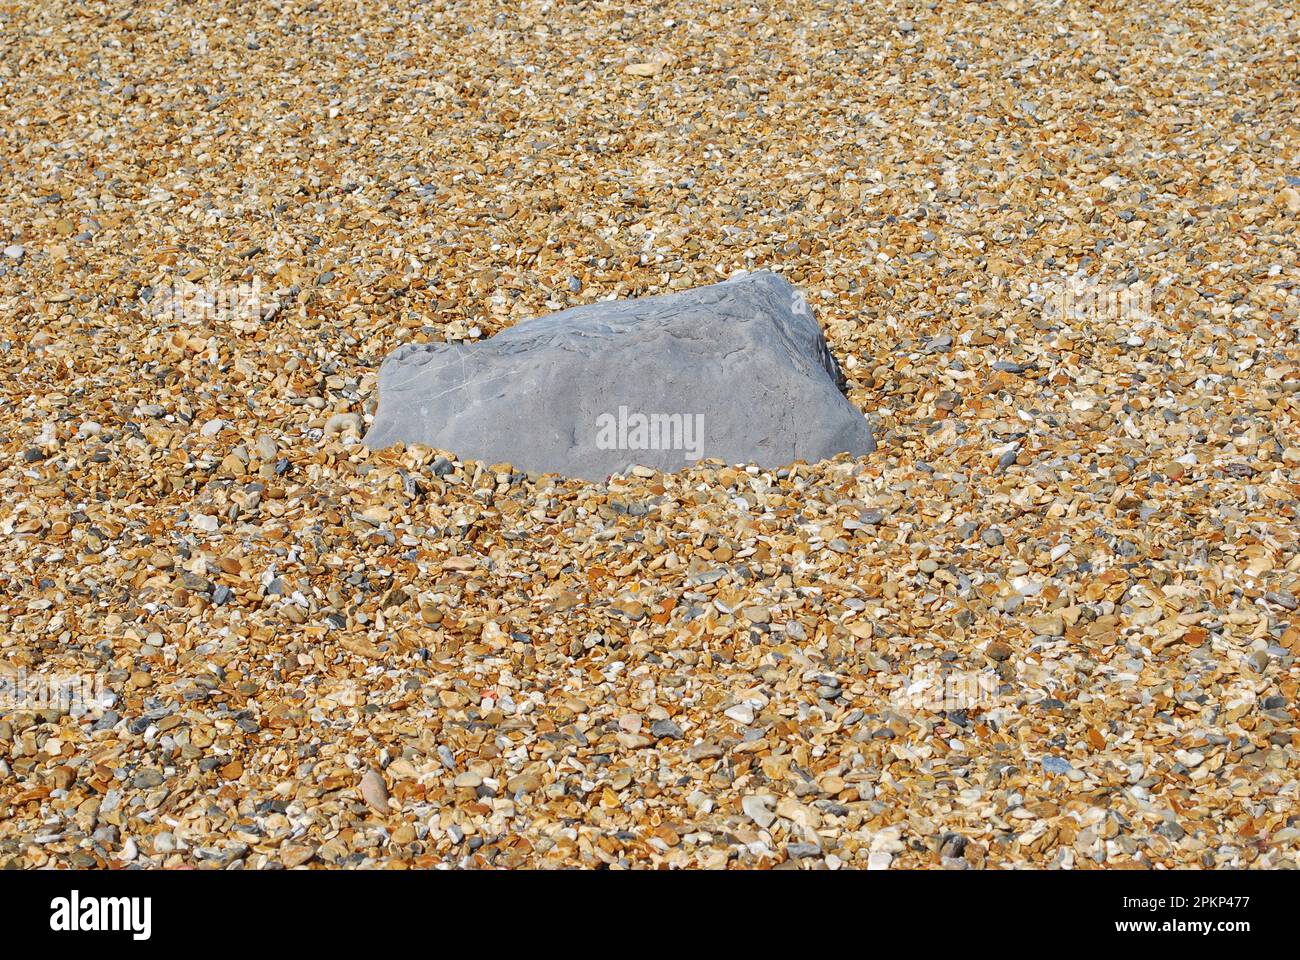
[365,272,874,480]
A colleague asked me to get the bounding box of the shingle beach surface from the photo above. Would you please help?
[0,0,1297,869]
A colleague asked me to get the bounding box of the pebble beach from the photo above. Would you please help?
[1,0,1298,869]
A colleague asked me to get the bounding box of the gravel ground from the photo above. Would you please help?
[1,0,1297,869]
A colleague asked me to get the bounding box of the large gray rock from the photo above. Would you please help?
[364,271,874,480]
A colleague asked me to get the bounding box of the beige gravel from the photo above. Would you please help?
[0,0,1297,869]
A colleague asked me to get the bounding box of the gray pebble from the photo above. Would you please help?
[132,768,164,789]
[1041,756,1073,776]
[786,842,822,859]
[650,718,684,739]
